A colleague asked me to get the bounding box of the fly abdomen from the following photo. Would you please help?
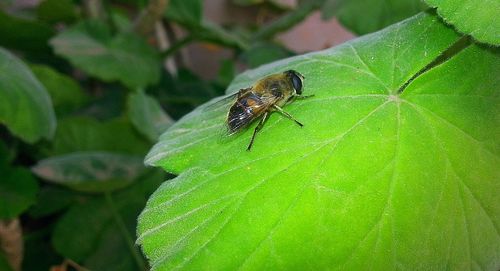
[227,95,262,133]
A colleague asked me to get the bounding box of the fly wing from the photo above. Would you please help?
[226,92,278,135]
[203,93,237,114]
[203,87,252,113]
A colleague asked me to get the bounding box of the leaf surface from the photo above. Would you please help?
[32,151,146,192]
[138,12,500,270]
[0,252,13,271]
[50,21,161,89]
[30,64,88,116]
[0,164,38,219]
[37,0,77,24]
[52,170,163,271]
[165,0,202,28]
[49,116,150,156]
[0,47,56,143]
[28,186,79,218]
[127,91,174,142]
[424,0,500,45]
[322,0,427,34]
[0,10,54,53]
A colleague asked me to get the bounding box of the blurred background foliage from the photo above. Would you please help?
[0,0,428,270]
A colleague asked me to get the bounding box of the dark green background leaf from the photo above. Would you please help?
[37,0,77,24]
[0,10,54,53]
[28,186,79,218]
[23,229,61,271]
[50,20,161,89]
[322,0,427,34]
[152,69,222,119]
[49,117,150,156]
[32,151,146,192]
[30,64,88,116]
[128,91,174,142]
[165,0,202,28]
[0,165,38,219]
[0,47,56,143]
[241,42,292,68]
[215,59,236,87]
[52,170,164,271]
[0,252,13,271]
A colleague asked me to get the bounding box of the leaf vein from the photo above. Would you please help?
[402,100,497,157]
[237,100,390,269]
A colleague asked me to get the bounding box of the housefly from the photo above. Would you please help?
[222,70,312,150]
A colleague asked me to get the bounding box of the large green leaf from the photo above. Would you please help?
[52,170,164,271]
[424,0,500,45]
[32,151,146,192]
[50,20,161,89]
[137,12,500,270]
[0,47,56,143]
[322,0,427,35]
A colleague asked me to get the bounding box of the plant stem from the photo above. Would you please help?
[83,0,105,20]
[104,193,146,270]
[0,219,22,271]
[160,35,196,58]
[252,0,324,40]
[133,0,170,37]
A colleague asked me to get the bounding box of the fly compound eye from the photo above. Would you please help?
[291,72,303,95]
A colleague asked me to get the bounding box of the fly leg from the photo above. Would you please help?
[293,94,315,99]
[247,111,269,151]
[272,105,303,127]
[286,94,314,104]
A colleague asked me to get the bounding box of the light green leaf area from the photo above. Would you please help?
[32,151,146,192]
[0,47,56,143]
[138,13,500,270]
[322,0,427,35]
[50,20,161,89]
[424,0,500,45]
[128,91,174,142]
[30,64,88,116]
[53,170,164,271]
